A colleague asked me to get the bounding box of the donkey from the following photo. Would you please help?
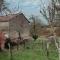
[46,35,58,49]
[46,35,59,56]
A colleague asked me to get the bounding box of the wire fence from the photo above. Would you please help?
[0,37,59,60]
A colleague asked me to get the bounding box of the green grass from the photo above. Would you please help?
[0,38,59,60]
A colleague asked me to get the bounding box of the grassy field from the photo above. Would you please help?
[0,38,59,60]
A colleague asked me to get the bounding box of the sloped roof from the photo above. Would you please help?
[0,14,16,22]
[0,13,30,23]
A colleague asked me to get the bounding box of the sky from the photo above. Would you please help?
[5,0,50,25]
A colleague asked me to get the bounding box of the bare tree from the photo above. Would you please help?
[30,15,41,40]
[0,0,11,15]
[40,0,59,57]
[0,0,4,11]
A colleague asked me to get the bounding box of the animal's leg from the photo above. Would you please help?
[54,38,59,49]
[16,40,18,50]
[55,42,58,49]
[53,36,58,49]
[46,43,50,56]
[1,42,5,51]
[47,43,49,49]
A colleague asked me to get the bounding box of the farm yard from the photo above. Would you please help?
[0,37,59,60]
[0,0,60,60]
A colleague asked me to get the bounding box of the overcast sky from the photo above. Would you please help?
[5,0,50,25]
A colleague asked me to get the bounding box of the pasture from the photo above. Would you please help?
[0,37,59,60]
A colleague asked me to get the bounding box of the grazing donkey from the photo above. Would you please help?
[46,34,59,56]
[47,35,58,49]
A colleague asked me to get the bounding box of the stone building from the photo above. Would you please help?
[0,13,30,38]
[0,13,30,49]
